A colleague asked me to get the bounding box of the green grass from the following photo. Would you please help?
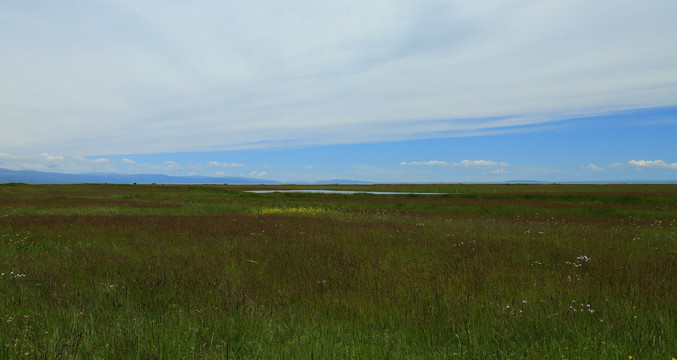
[0,183,676,359]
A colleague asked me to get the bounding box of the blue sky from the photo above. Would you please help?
[1,1,676,182]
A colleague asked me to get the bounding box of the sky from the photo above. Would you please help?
[1,0,677,183]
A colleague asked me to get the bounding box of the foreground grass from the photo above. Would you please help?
[0,184,676,359]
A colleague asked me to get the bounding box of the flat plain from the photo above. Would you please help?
[0,183,675,359]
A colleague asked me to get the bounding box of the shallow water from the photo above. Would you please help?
[244,189,453,195]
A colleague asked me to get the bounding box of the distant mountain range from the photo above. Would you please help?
[0,168,374,185]
[2,168,674,185]
[0,168,280,185]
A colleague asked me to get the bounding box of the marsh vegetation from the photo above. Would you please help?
[0,183,675,358]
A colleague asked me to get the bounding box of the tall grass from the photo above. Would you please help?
[0,184,675,358]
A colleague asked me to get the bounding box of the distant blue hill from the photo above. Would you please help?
[0,168,279,185]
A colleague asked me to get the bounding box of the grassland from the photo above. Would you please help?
[0,183,675,359]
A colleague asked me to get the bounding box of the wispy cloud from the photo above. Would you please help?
[400,159,509,169]
[208,161,244,167]
[610,160,677,170]
[40,153,65,162]
[130,161,182,174]
[0,152,114,173]
[1,1,675,156]
[456,160,508,167]
[303,165,314,169]
[400,160,449,166]
[249,171,268,178]
[586,163,605,171]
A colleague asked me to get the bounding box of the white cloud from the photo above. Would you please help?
[1,1,676,156]
[491,168,508,175]
[40,153,64,162]
[456,160,509,167]
[132,160,183,174]
[249,171,268,178]
[586,163,604,171]
[611,160,677,170]
[400,160,449,166]
[400,159,510,169]
[208,161,244,167]
[0,152,114,173]
[163,161,181,170]
[121,158,136,164]
[303,165,314,169]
